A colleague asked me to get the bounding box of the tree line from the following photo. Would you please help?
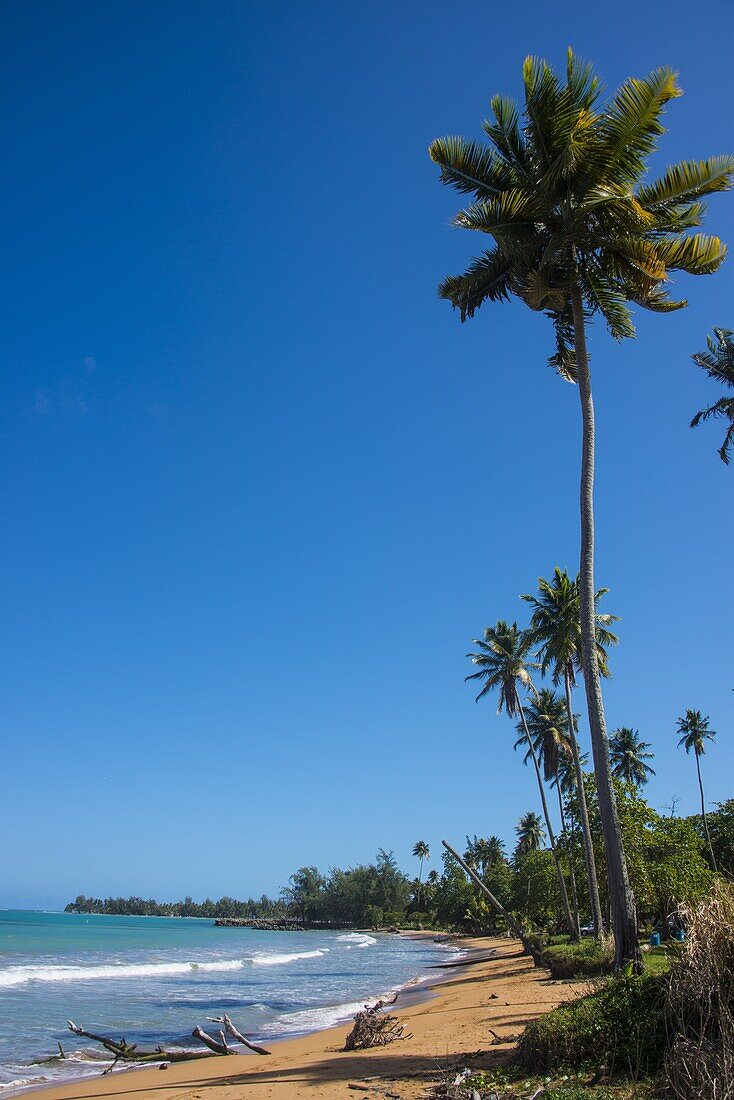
[66,795,732,934]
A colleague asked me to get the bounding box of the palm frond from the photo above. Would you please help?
[653,233,727,275]
[482,95,529,174]
[522,55,562,167]
[582,262,636,339]
[598,67,681,183]
[637,156,734,208]
[438,249,515,320]
[428,136,511,199]
[451,189,539,239]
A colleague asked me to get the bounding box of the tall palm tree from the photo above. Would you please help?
[412,840,430,907]
[676,710,718,871]
[431,51,733,971]
[609,728,655,787]
[690,328,734,463]
[516,811,545,856]
[517,688,581,932]
[521,568,615,937]
[467,620,577,937]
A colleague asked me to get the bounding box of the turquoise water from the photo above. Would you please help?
[0,911,456,1092]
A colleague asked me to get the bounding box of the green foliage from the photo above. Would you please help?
[541,939,614,979]
[518,973,668,1075]
[609,728,655,787]
[705,800,734,873]
[430,51,734,358]
[690,328,734,463]
[566,779,714,927]
[512,849,559,928]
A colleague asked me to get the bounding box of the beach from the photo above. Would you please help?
[30,937,584,1100]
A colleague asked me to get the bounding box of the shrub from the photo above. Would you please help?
[517,972,668,1076]
[540,939,613,979]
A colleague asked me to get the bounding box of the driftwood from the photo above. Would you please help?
[344,992,411,1052]
[206,1013,271,1056]
[66,1014,271,1073]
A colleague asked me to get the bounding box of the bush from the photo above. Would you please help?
[540,939,613,979]
[517,973,668,1076]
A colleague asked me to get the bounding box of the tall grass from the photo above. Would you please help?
[665,878,734,1099]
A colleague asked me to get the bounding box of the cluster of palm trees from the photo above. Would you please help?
[467,569,610,941]
[430,49,733,969]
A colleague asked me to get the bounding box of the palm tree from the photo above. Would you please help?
[431,51,733,971]
[676,710,718,871]
[517,688,581,932]
[516,811,545,856]
[485,835,506,867]
[690,328,734,463]
[465,835,506,875]
[521,568,615,937]
[609,728,655,787]
[412,840,430,907]
[467,620,577,937]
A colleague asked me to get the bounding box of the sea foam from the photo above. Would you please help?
[336,933,377,948]
[0,949,328,988]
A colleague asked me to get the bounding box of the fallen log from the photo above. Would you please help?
[66,1013,270,1069]
[441,840,543,966]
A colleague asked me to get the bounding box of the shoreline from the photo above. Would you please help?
[23,936,584,1100]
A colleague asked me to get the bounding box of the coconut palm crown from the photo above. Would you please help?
[609,727,656,787]
[521,568,619,684]
[466,620,538,713]
[515,811,545,855]
[429,50,733,374]
[514,687,571,782]
[690,327,734,463]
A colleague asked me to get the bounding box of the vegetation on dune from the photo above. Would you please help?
[515,882,734,1097]
[540,939,614,979]
[518,972,668,1076]
[431,48,734,970]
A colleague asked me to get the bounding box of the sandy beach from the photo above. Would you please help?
[31,937,583,1100]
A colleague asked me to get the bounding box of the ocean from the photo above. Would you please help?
[0,910,458,1093]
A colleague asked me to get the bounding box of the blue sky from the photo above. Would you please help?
[1,0,732,909]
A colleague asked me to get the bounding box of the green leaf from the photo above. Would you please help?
[428,136,511,198]
[438,249,515,320]
[637,156,734,208]
[598,67,681,184]
[653,233,727,275]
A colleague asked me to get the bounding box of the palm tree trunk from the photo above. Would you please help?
[517,700,578,939]
[556,775,581,936]
[696,753,718,872]
[564,664,604,936]
[570,280,642,973]
[417,857,424,909]
[441,840,543,965]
